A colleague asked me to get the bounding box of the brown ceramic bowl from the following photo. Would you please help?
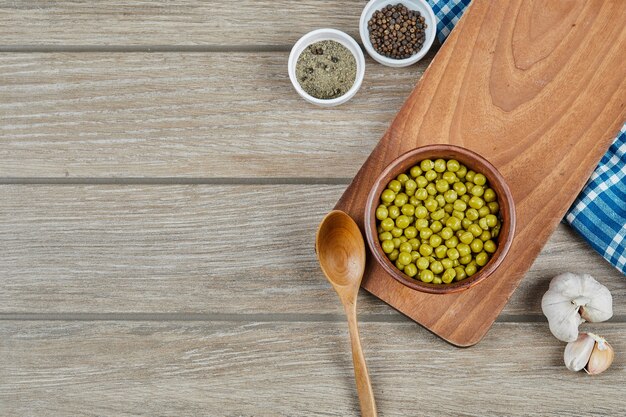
[364,145,515,294]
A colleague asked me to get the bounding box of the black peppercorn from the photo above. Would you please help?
[367,3,427,60]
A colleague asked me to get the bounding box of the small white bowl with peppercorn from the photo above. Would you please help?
[360,0,436,67]
[288,29,365,107]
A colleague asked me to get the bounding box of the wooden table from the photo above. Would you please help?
[1,2,624,415]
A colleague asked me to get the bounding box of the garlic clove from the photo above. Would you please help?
[564,333,595,372]
[585,334,615,375]
[542,294,584,342]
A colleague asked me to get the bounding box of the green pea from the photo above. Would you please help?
[473,173,487,186]
[446,159,460,172]
[415,218,429,229]
[425,170,437,181]
[411,251,421,262]
[470,238,484,253]
[445,216,462,231]
[458,231,472,244]
[425,198,438,212]
[429,234,442,248]
[443,203,454,214]
[397,251,412,265]
[478,206,491,218]
[420,159,434,172]
[435,179,449,193]
[410,166,423,178]
[459,254,472,265]
[376,205,389,220]
[404,226,417,239]
[456,165,467,178]
[379,231,393,241]
[435,195,446,208]
[488,201,500,214]
[446,247,460,260]
[415,188,428,201]
[442,214,451,224]
[470,185,484,197]
[441,258,454,270]
[395,259,406,270]
[466,208,479,221]
[430,261,444,274]
[416,257,430,270]
[391,228,403,238]
[460,194,470,203]
[430,220,443,233]
[480,231,491,242]
[452,210,465,220]
[404,263,418,277]
[468,224,482,237]
[426,183,437,196]
[454,266,467,281]
[380,218,394,231]
[432,276,443,285]
[377,225,384,234]
[484,240,496,253]
[457,243,471,257]
[381,189,395,203]
[412,206,426,220]
[442,268,456,284]
[389,250,399,261]
[388,180,402,193]
[476,251,489,266]
[465,262,478,277]
[453,182,467,195]
[434,245,448,259]
[445,236,459,248]
[491,225,500,239]
[399,242,412,253]
[485,214,498,228]
[400,236,408,242]
[478,217,489,230]
[420,227,433,239]
[401,204,415,216]
[433,158,446,173]
[430,208,445,221]
[397,173,409,184]
[419,243,433,257]
[416,176,428,188]
[405,179,417,194]
[388,205,400,219]
[394,216,408,230]
[409,196,419,206]
[392,237,402,248]
[382,240,395,253]
[443,189,457,203]
[442,171,457,184]
[465,170,475,183]
[420,269,434,283]
[452,200,466,212]
[483,188,496,202]
[468,196,484,209]
[439,227,453,240]
[409,238,420,251]
[394,193,408,207]
[461,218,473,229]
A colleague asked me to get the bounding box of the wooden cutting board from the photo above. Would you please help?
[335,0,626,347]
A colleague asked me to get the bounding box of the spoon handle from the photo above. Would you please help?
[345,303,377,417]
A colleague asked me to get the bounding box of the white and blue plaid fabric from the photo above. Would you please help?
[428,0,626,275]
[566,126,626,275]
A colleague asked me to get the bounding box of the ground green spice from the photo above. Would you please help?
[295,40,356,100]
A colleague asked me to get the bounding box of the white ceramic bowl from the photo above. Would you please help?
[359,0,436,67]
[288,28,365,107]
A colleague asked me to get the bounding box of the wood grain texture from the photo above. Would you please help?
[0,1,366,47]
[0,52,426,178]
[336,0,626,346]
[0,185,623,316]
[1,320,625,417]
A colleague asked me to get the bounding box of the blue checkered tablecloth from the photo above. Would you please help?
[427,0,626,275]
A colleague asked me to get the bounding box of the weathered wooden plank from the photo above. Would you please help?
[0,52,426,178]
[0,0,365,47]
[0,185,623,315]
[1,320,624,416]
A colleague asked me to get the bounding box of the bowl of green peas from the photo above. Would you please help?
[364,145,515,294]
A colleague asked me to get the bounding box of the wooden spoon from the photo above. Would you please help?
[315,210,377,417]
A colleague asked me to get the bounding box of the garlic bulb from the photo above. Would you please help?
[564,333,614,375]
[541,273,612,342]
